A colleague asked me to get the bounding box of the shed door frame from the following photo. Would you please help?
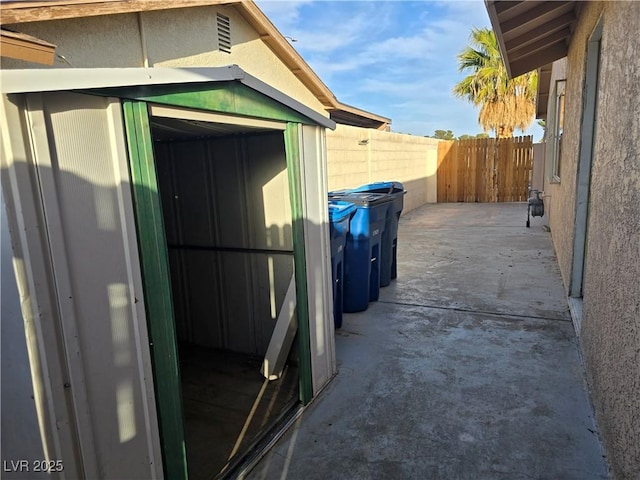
[122,97,314,479]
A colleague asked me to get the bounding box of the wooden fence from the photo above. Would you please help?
[437,136,533,203]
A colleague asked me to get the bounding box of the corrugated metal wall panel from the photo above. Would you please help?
[220,252,257,353]
[1,94,84,477]
[172,141,216,246]
[183,250,224,347]
[209,137,250,248]
[1,184,49,480]
[251,253,295,354]
[244,134,294,251]
[155,131,293,356]
[27,92,162,478]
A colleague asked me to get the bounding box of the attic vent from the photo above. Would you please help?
[217,13,231,53]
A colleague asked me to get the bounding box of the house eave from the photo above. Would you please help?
[485,0,578,79]
[329,102,391,130]
[0,29,56,65]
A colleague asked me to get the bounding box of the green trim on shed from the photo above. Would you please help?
[89,82,313,125]
[121,81,321,475]
[284,123,314,405]
[123,100,188,480]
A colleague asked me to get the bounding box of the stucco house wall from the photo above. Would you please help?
[0,5,328,116]
[542,57,570,278]
[544,2,640,478]
[327,124,439,213]
[579,3,640,479]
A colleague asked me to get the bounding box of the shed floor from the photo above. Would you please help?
[179,345,298,479]
[246,203,609,480]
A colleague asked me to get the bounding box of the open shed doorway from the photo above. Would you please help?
[149,106,300,479]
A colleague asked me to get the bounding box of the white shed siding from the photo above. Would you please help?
[1,188,48,480]
[2,92,163,479]
[300,125,336,394]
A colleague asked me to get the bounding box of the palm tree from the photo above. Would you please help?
[453,27,537,138]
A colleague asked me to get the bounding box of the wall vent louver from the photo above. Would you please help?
[217,13,231,54]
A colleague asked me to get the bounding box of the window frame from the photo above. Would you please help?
[549,79,566,182]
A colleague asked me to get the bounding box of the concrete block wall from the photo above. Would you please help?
[327,124,439,213]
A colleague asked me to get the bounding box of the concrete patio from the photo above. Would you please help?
[246,203,609,480]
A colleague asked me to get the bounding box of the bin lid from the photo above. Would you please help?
[349,181,406,195]
[328,200,356,222]
[328,192,392,207]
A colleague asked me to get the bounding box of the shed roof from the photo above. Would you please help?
[0,0,390,129]
[0,65,337,129]
[485,1,579,78]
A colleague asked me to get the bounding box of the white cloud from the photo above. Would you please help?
[256,0,315,32]
[291,2,396,54]
[433,0,491,27]
[257,1,499,136]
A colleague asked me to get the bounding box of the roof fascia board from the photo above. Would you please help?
[234,1,337,109]
[0,0,232,25]
[485,0,514,78]
[332,102,391,125]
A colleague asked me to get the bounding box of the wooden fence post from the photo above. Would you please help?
[437,140,454,202]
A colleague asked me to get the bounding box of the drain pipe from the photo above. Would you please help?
[138,12,150,68]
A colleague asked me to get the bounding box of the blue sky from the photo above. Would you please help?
[256,0,543,140]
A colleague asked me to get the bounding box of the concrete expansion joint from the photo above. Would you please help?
[410,224,537,228]
[377,299,572,324]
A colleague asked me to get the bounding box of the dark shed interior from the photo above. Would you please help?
[151,115,300,478]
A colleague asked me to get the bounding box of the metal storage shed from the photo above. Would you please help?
[1,66,336,479]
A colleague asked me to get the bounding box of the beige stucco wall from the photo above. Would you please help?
[543,56,571,283]
[545,2,640,479]
[1,5,327,116]
[327,124,439,213]
[580,2,640,479]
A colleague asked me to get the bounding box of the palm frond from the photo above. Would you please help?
[452,27,538,137]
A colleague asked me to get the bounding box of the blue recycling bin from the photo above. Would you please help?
[349,182,406,286]
[328,192,391,312]
[328,200,355,328]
